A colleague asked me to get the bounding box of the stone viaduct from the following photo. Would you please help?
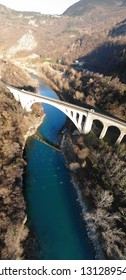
[1,80,126,145]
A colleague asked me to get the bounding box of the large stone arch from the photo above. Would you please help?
[6,84,86,132]
[19,95,87,133]
[1,80,126,145]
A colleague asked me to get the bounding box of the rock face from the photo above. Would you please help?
[7,30,37,58]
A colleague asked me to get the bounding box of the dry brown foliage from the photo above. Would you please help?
[0,62,44,259]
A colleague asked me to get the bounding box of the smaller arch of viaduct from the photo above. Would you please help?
[1,81,126,145]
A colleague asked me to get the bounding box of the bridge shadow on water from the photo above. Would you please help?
[32,131,61,152]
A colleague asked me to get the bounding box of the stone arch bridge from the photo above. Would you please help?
[1,80,126,145]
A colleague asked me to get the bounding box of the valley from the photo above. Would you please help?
[0,0,126,260]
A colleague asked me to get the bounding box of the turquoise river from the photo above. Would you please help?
[24,79,95,260]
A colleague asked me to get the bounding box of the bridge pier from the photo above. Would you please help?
[115,131,125,145]
[73,111,78,123]
[69,110,80,131]
[77,113,84,132]
[83,113,93,134]
[99,125,108,139]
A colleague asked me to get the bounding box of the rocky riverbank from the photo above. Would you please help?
[61,130,126,259]
[0,61,44,259]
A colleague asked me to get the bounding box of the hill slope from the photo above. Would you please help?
[63,0,126,16]
[0,3,126,68]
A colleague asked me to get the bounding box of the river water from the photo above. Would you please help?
[24,80,95,260]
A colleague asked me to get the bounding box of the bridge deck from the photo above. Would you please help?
[1,79,126,128]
